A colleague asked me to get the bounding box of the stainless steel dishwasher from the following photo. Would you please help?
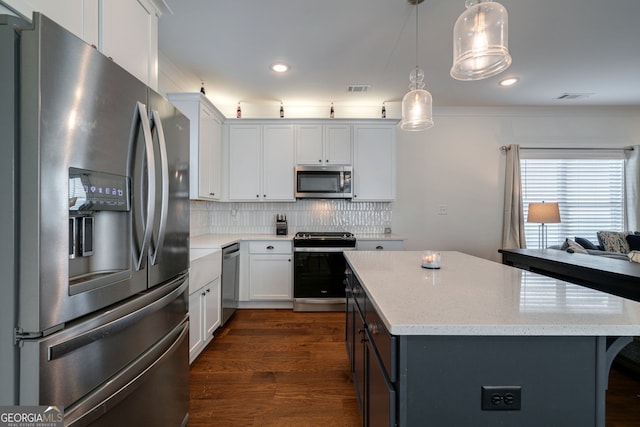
[221,243,240,324]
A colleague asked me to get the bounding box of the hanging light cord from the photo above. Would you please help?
[414,3,419,70]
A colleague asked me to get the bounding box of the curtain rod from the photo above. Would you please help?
[500,145,634,151]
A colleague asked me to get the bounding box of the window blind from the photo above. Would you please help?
[520,157,625,248]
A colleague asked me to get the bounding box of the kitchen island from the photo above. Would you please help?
[343,251,640,427]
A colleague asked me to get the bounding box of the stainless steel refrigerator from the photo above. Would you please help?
[0,13,190,426]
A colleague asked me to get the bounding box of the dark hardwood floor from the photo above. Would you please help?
[189,309,360,426]
[189,309,640,426]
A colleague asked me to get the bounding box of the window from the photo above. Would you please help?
[521,150,625,249]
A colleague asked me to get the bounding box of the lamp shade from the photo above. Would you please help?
[400,87,434,131]
[451,0,512,81]
[527,202,561,224]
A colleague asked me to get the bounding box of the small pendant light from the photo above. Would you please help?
[400,0,434,131]
[451,0,512,81]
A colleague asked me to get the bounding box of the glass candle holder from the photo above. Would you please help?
[421,251,441,269]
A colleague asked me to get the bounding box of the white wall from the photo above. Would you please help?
[393,106,640,261]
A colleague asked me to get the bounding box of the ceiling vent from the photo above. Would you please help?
[556,93,594,100]
[347,84,371,93]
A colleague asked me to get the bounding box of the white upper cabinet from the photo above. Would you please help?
[167,93,224,201]
[101,0,160,88]
[4,0,163,88]
[263,125,296,201]
[6,0,98,44]
[325,124,352,164]
[295,124,351,165]
[228,125,262,201]
[353,124,396,202]
[295,124,323,165]
[227,123,295,202]
[225,119,394,203]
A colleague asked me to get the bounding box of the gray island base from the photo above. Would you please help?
[344,251,640,427]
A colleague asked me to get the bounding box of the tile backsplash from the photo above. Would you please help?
[190,200,393,236]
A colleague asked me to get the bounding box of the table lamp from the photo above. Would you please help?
[527,202,561,249]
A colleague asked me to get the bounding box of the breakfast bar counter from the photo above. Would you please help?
[343,251,640,427]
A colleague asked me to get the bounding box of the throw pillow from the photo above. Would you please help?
[597,231,631,253]
[574,237,599,250]
[560,238,589,254]
[629,251,640,263]
[626,234,640,251]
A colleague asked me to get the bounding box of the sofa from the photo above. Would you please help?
[551,230,640,262]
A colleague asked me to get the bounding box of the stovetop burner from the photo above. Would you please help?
[294,231,354,239]
[293,231,356,248]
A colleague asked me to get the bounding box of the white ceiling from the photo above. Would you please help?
[158,0,640,110]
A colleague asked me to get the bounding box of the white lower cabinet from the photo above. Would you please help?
[356,240,404,251]
[189,277,221,364]
[189,249,222,364]
[248,241,293,300]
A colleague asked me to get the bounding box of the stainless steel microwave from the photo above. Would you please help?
[294,165,352,199]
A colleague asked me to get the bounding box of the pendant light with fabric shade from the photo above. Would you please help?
[451,0,512,81]
[400,0,434,131]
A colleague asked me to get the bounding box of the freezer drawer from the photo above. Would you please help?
[19,274,189,412]
[66,319,189,427]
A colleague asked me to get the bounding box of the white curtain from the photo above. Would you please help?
[625,145,640,231]
[502,144,526,249]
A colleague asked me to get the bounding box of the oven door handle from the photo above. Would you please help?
[294,247,355,253]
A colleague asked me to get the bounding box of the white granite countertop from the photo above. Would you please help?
[355,233,406,241]
[344,250,640,336]
[190,234,292,249]
[189,247,221,262]
[189,233,406,249]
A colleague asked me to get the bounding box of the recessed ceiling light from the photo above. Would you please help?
[498,77,519,87]
[271,63,289,73]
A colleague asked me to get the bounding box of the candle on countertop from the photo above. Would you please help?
[421,251,441,269]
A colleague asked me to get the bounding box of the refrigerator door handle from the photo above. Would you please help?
[47,275,188,361]
[149,109,169,266]
[133,101,156,271]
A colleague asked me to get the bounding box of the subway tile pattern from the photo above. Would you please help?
[190,200,392,237]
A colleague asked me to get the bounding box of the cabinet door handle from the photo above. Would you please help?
[376,245,384,250]
[368,322,380,335]
[206,289,211,293]
[318,159,322,163]
[266,245,274,250]
[256,194,259,198]
[209,192,215,196]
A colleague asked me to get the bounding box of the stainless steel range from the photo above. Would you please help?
[293,232,356,312]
